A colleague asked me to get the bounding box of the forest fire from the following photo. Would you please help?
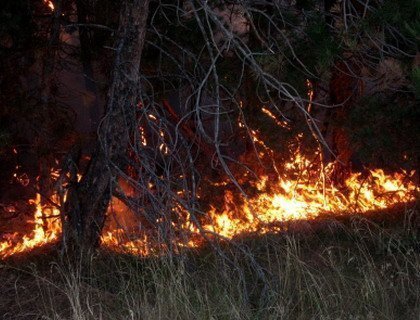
[99,150,417,256]
[0,148,416,259]
[0,0,417,260]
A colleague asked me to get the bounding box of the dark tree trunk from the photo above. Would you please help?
[63,0,150,253]
[76,0,102,136]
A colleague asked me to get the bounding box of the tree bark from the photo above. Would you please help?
[75,0,102,136]
[63,0,150,253]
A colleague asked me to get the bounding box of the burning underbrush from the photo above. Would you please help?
[0,140,417,259]
[100,152,417,256]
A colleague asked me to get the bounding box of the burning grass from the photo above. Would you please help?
[0,153,417,259]
[0,207,418,319]
[97,156,418,257]
[0,89,417,259]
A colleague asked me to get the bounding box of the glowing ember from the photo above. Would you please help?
[261,107,289,129]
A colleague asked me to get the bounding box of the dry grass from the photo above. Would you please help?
[0,207,418,320]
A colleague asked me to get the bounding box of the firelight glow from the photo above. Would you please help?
[0,53,417,258]
[0,146,417,259]
[44,0,55,11]
[100,153,417,256]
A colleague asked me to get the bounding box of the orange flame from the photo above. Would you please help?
[0,82,417,258]
[101,151,417,255]
[0,152,416,259]
[0,194,61,259]
[99,82,416,253]
[43,0,55,11]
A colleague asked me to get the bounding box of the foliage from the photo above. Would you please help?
[411,67,420,99]
[367,0,419,53]
[345,95,420,169]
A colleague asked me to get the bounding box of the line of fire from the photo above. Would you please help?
[0,0,418,260]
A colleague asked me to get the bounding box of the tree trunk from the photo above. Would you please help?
[63,0,150,253]
[76,0,102,137]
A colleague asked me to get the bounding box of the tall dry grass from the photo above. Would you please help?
[0,209,418,319]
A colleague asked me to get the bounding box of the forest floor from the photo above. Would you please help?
[0,204,418,320]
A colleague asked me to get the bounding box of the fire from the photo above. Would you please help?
[0,6,416,260]
[98,80,417,253]
[0,82,417,258]
[0,193,61,259]
[261,107,290,129]
[201,161,416,239]
[43,0,55,11]
[0,150,416,259]
[100,150,417,255]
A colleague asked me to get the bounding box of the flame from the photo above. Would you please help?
[100,149,417,255]
[43,0,55,11]
[202,167,416,239]
[261,107,290,129]
[0,193,61,259]
[203,157,415,235]
[0,151,416,259]
[99,79,417,254]
[0,82,417,258]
